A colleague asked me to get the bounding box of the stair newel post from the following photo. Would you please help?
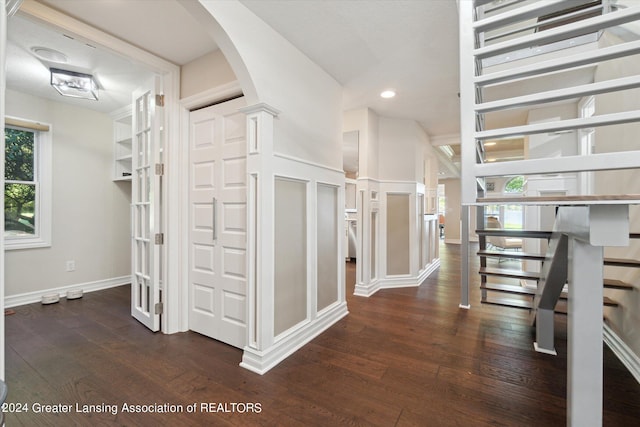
[477,196,487,301]
[562,204,629,427]
[460,205,471,309]
[567,236,604,427]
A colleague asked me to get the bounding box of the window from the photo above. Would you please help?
[578,96,595,194]
[504,175,524,193]
[4,118,52,249]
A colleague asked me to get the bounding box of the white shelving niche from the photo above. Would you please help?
[111,104,133,182]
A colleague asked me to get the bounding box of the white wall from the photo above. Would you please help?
[182,0,347,374]
[344,108,379,179]
[5,89,131,299]
[180,49,237,99]
[378,117,428,182]
[346,112,441,295]
[592,31,640,359]
[527,103,579,159]
[192,0,343,170]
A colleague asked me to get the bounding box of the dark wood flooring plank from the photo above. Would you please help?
[4,242,640,426]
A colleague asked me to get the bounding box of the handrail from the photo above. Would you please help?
[475,0,596,33]
[475,39,640,86]
[475,7,640,60]
[476,75,640,114]
[476,110,640,140]
[484,4,604,43]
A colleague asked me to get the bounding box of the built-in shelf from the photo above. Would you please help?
[112,105,133,182]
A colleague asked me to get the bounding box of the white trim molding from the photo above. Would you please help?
[604,322,640,384]
[240,302,348,375]
[355,259,440,297]
[5,276,130,308]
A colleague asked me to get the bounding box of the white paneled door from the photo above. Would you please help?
[131,76,163,331]
[189,97,247,348]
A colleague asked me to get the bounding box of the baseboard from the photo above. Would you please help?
[240,302,349,375]
[354,279,381,297]
[418,259,441,283]
[604,323,640,384]
[5,276,130,308]
[354,259,441,298]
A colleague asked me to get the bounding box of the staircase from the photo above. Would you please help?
[476,227,636,312]
[458,1,640,424]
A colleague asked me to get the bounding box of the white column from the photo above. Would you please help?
[458,0,476,310]
[460,205,471,309]
[0,0,8,378]
[240,103,279,372]
[567,238,603,427]
[563,204,629,426]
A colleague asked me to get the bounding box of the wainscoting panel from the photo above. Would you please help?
[274,177,308,336]
[316,183,339,312]
[386,193,411,275]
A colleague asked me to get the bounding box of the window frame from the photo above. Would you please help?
[4,117,52,250]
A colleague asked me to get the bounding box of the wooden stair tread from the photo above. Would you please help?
[482,296,532,310]
[482,296,618,312]
[481,283,536,295]
[604,257,640,267]
[479,267,540,281]
[476,229,552,239]
[478,250,544,261]
[604,278,634,290]
[479,269,634,290]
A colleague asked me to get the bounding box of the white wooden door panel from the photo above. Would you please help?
[189,97,247,349]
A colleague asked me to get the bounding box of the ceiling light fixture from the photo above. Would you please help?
[380,89,396,99]
[50,68,99,101]
[484,142,497,147]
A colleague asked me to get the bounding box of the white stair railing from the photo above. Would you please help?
[459,1,640,425]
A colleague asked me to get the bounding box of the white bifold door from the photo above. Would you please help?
[131,77,163,331]
[188,97,247,348]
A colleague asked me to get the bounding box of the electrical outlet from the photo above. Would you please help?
[66,260,75,272]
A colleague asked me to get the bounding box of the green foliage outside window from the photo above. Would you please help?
[5,128,36,236]
[505,176,524,193]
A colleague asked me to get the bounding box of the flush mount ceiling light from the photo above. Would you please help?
[380,89,396,99]
[50,68,98,101]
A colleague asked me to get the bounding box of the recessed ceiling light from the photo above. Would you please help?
[31,47,68,64]
[484,142,497,146]
[380,89,396,99]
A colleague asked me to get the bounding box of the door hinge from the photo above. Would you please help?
[155,163,164,176]
[155,302,163,315]
[155,94,165,107]
[155,233,164,245]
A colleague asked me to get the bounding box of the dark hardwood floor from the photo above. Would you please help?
[5,242,640,426]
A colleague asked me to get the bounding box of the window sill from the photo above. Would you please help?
[5,238,51,251]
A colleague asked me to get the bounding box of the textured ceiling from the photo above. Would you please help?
[240,0,462,137]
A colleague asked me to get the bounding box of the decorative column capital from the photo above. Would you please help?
[239,102,280,117]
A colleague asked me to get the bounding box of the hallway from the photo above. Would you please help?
[5,243,640,426]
